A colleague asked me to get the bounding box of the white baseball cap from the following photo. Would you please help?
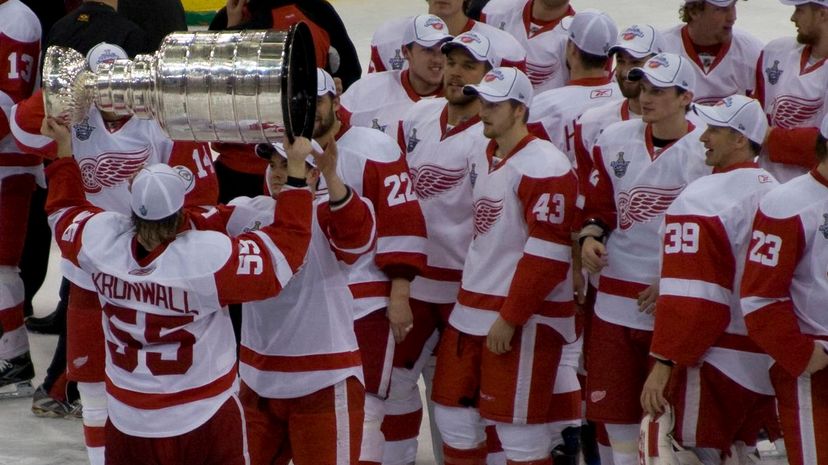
[567,10,618,57]
[629,53,696,91]
[441,31,498,67]
[87,42,128,73]
[317,68,336,97]
[463,67,533,106]
[130,164,194,220]
[693,95,768,144]
[257,140,321,167]
[684,0,737,6]
[402,14,453,48]
[609,25,664,59]
[779,0,828,5]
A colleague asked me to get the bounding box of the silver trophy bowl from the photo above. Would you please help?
[42,23,317,143]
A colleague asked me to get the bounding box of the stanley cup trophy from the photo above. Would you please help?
[41,23,317,144]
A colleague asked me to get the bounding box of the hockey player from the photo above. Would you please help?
[755,0,828,183]
[11,42,218,465]
[480,0,574,92]
[579,53,712,465]
[661,0,763,105]
[640,95,778,464]
[739,112,828,465]
[368,0,525,74]
[431,66,580,465]
[40,116,313,465]
[340,14,451,139]
[383,30,496,465]
[0,0,40,401]
[212,138,376,465]
[528,9,620,166]
[315,68,428,465]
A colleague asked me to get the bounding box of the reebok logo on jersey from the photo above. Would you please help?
[409,164,466,200]
[591,89,613,99]
[769,95,822,129]
[610,152,629,178]
[765,60,783,86]
[617,185,684,230]
[820,214,828,239]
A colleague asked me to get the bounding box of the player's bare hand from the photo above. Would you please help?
[333,77,343,96]
[637,283,659,314]
[226,0,247,27]
[312,139,338,179]
[487,317,515,355]
[581,237,608,274]
[640,362,672,417]
[805,342,828,375]
[387,278,413,343]
[40,117,72,158]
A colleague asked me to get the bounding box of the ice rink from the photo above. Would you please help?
[0,0,797,463]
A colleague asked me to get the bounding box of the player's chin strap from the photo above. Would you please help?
[639,405,704,465]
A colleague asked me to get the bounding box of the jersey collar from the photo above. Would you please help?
[799,45,828,75]
[440,104,481,140]
[566,75,613,87]
[486,134,535,172]
[680,26,732,75]
[712,160,758,174]
[522,1,574,37]
[644,121,695,161]
[401,70,443,102]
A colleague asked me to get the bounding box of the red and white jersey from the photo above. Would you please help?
[741,169,828,378]
[210,191,375,398]
[755,38,828,183]
[583,119,712,330]
[399,98,489,303]
[528,76,621,167]
[368,16,527,73]
[652,163,777,395]
[0,0,41,180]
[334,125,428,318]
[46,157,313,437]
[481,0,573,92]
[661,25,763,105]
[339,70,441,139]
[449,135,578,343]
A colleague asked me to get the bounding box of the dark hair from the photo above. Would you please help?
[817,134,828,162]
[679,2,706,23]
[576,47,611,70]
[673,87,693,113]
[749,140,762,157]
[508,100,529,123]
[131,211,182,248]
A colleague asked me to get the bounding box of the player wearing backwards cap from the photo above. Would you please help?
[39,116,313,465]
[739,111,828,465]
[638,95,778,465]
[339,14,452,139]
[431,66,580,465]
[368,0,526,74]
[383,30,495,465]
[11,42,219,465]
[578,53,712,465]
[661,0,763,105]
[480,0,574,92]
[754,0,828,183]
[0,0,41,401]
[310,68,428,465]
[204,138,375,465]
[528,10,621,170]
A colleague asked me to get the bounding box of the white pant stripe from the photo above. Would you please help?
[681,367,701,447]
[231,394,251,465]
[513,323,537,424]
[378,327,395,397]
[798,375,817,465]
[334,380,351,465]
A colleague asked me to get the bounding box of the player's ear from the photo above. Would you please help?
[332,95,341,113]
[401,43,413,61]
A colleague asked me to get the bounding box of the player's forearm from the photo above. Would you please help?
[500,254,570,326]
[766,127,819,169]
[745,303,815,377]
[44,158,92,215]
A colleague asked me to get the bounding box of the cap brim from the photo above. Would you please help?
[609,45,653,59]
[628,67,685,89]
[414,36,453,48]
[462,84,509,102]
[691,104,731,128]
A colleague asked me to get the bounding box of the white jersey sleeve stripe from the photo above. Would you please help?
[376,235,428,255]
[251,230,294,289]
[659,278,730,306]
[523,237,570,262]
[10,105,52,150]
[740,295,791,317]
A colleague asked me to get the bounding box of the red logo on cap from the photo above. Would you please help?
[460,34,481,44]
[425,17,444,30]
[648,55,670,69]
[484,69,504,82]
[622,26,645,41]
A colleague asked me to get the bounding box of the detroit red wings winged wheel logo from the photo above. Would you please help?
[769,95,823,129]
[473,197,504,237]
[617,185,685,230]
[409,164,467,200]
[77,147,151,194]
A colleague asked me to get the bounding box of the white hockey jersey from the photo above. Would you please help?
[528,76,622,166]
[339,70,441,139]
[212,191,375,399]
[661,25,763,105]
[583,120,712,330]
[741,169,828,378]
[449,135,578,343]
[653,163,777,395]
[0,0,41,181]
[368,16,527,73]
[46,157,313,437]
[399,98,489,303]
[334,125,428,318]
[481,0,573,92]
[755,37,828,183]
